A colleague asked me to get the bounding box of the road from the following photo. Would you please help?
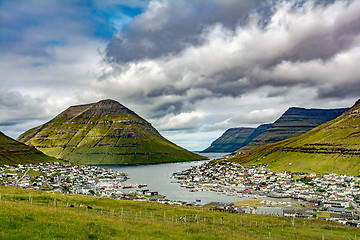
[15,169,30,187]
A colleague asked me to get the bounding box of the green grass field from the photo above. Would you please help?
[0,186,358,239]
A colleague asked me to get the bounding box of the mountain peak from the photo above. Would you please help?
[17,100,204,165]
[68,99,123,109]
[96,99,121,106]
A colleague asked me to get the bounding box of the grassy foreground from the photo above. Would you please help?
[0,186,358,239]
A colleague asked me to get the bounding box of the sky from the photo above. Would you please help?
[1,0,360,151]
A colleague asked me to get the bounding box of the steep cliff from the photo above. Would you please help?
[238,107,348,152]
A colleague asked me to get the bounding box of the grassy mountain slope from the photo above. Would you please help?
[238,107,348,152]
[201,128,255,153]
[17,99,204,165]
[231,100,360,175]
[0,186,356,240]
[0,131,56,165]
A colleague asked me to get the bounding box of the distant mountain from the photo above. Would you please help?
[201,128,255,153]
[240,124,272,148]
[0,131,56,165]
[231,100,360,175]
[201,124,271,153]
[17,99,204,165]
[237,107,348,152]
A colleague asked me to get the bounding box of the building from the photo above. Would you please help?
[256,207,283,216]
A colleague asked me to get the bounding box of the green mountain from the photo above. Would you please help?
[0,131,56,165]
[231,100,360,175]
[17,99,204,165]
[237,107,348,152]
[201,124,271,153]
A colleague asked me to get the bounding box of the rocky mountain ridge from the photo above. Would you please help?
[231,99,360,175]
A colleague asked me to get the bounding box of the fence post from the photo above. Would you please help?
[331,229,332,240]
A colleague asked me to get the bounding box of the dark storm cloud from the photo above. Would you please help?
[317,80,360,99]
[105,0,360,64]
[106,0,266,62]
[285,2,360,62]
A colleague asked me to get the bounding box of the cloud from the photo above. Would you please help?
[245,109,284,123]
[0,0,109,139]
[0,90,50,136]
[1,0,359,151]
[151,111,205,132]
[98,0,360,121]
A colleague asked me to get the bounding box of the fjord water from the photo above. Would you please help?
[101,153,301,205]
[101,152,251,204]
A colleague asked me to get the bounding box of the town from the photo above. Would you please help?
[173,160,360,227]
[1,161,360,227]
[0,162,163,201]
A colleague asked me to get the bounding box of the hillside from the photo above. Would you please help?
[17,99,204,165]
[231,100,360,175]
[0,131,56,165]
[0,186,356,240]
[202,124,271,153]
[238,107,348,152]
